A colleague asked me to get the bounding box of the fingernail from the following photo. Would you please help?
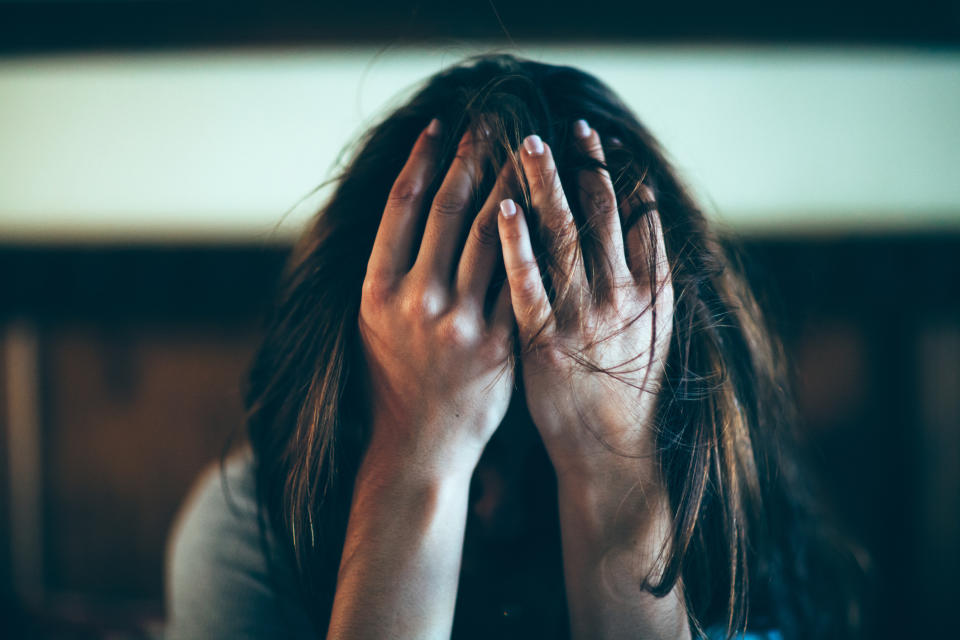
[426,118,442,137]
[523,134,544,156]
[500,199,517,218]
[573,119,590,139]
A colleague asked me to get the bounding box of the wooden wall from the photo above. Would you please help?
[1,236,958,637]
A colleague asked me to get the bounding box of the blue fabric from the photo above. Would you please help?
[705,628,783,640]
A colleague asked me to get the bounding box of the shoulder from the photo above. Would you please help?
[164,448,315,639]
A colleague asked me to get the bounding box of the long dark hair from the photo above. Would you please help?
[245,53,864,638]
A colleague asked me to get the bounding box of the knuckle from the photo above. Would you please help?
[472,214,500,246]
[587,189,616,215]
[360,274,392,307]
[610,276,634,307]
[509,263,543,300]
[535,163,560,193]
[387,178,424,205]
[456,133,478,156]
[437,312,478,346]
[584,134,604,154]
[431,190,468,217]
[401,285,445,319]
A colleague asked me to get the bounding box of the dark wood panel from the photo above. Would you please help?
[42,323,257,599]
[0,338,9,594]
[0,245,288,324]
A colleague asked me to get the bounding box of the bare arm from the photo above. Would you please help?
[326,453,472,639]
[326,119,517,638]
[556,464,690,640]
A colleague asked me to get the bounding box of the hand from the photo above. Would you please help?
[497,121,674,482]
[358,120,517,483]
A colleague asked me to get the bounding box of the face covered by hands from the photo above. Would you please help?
[358,116,673,488]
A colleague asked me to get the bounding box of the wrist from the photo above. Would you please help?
[363,411,486,479]
[349,456,473,541]
[556,460,678,611]
[357,440,476,498]
[550,437,660,490]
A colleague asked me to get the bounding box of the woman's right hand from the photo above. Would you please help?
[357,119,516,485]
[330,121,517,639]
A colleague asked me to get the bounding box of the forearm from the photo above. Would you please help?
[557,463,691,640]
[326,453,472,639]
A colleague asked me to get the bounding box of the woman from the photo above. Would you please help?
[165,54,863,639]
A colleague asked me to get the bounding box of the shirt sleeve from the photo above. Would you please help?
[164,451,316,640]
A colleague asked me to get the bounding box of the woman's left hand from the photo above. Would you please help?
[497,121,674,483]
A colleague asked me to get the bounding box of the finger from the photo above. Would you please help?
[620,184,662,282]
[455,161,520,308]
[518,134,588,296]
[571,120,630,284]
[647,207,672,292]
[489,279,515,334]
[367,118,443,284]
[497,198,553,345]
[414,127,488,284]
[628,204,673,352]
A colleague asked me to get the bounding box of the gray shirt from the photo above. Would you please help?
[164,449,316,639]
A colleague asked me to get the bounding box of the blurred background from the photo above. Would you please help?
[1,1,959,638]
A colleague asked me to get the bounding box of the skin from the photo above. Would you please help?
[328,121,516,639]
[326,117,690,639]
[498,124,688,639]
